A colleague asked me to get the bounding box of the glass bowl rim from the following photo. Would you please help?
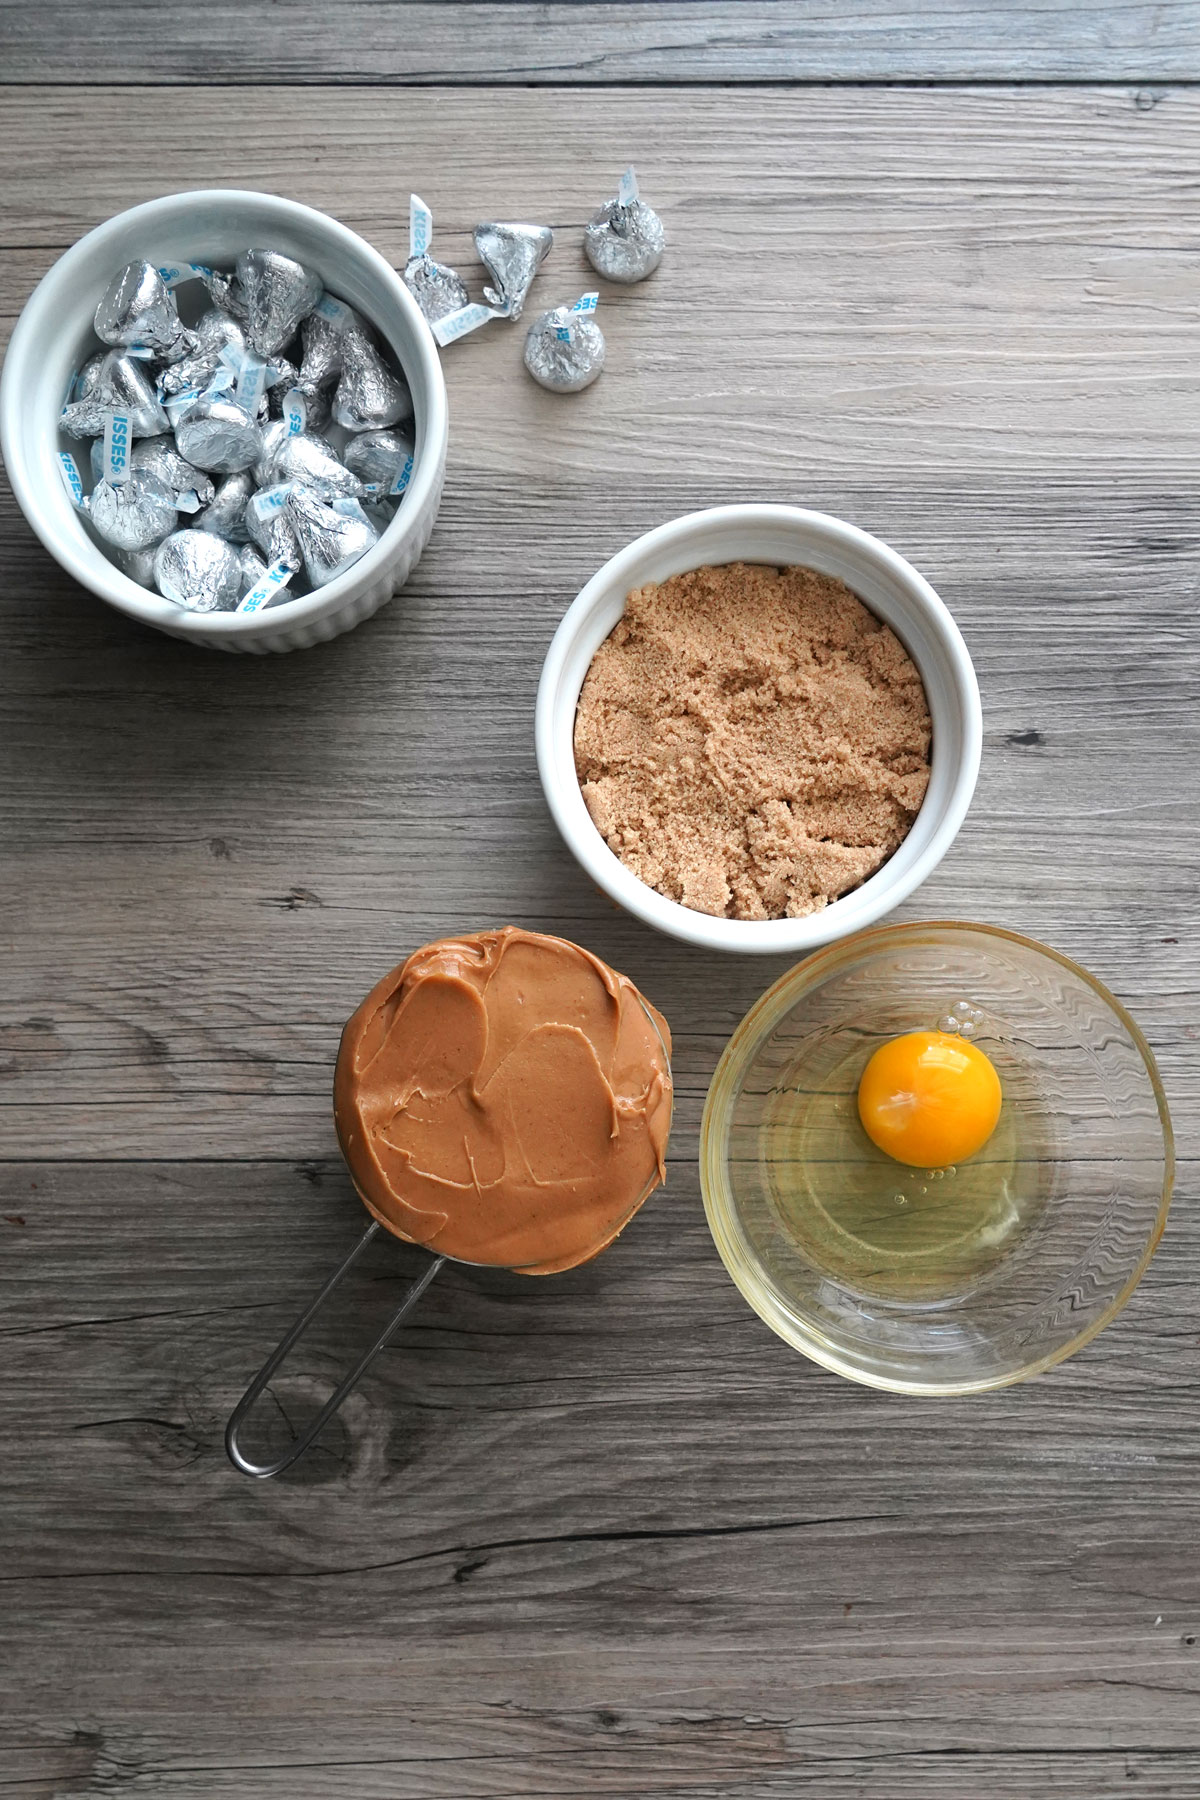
[700,918,1176,1395]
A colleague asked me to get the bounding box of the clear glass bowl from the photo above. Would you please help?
[701,922,1174,1394]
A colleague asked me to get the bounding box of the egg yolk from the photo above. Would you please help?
[857,1030,1002,1168]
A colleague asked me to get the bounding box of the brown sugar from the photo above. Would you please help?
[573,562,932,921]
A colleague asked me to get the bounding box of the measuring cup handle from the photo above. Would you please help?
[225,1219,447,1479]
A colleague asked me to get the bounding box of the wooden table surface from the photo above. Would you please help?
[3,6,1199,1797]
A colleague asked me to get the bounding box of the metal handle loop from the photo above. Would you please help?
[225,1220,446,1478]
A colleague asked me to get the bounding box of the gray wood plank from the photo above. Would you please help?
[2,84,1198,1159]
[2,1,1200,85]
[2,75,1199,1800]
[3,81,1198,477]
[2,1157,1199,1797]
[1,464,1199,1168]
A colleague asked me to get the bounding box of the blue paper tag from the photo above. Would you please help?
[313,292,353,329]
[158,260,213,290]
[235,351,268,413]
[330,496,370,522]
[163,385,201,424]
[283,389,307,435]
[410,194,432,260]
[250,483,294,520]
[431,302,498,347]
[103,411,133,487]
[237,556,295,614]
[57,451,87,510]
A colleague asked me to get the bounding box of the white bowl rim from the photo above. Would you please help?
[535,503,983,954]
[0,186,447,640]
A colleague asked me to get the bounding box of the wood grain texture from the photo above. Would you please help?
[1,70,1199,1800]
[5,85,1200,477]
[3,1,1200,85]
[3,1156,1200,1798]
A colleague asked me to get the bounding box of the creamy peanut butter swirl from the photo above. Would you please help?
[334,927,673,1274]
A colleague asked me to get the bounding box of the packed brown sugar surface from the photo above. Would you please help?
[573,563,932,920]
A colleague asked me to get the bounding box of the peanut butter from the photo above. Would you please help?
[334,927,672,1274]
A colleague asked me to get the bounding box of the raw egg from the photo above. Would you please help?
[857,1030,1002,1169]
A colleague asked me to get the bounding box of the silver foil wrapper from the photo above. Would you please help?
[298,307,354,394]
[266,514,302,572]
[90,471,177,551]
[236,250,323,357]
[154,529,243,612]
[361,498,394,537]
[344,428,414,493]
[253,418,293,488]
[60,395,109,441]
[175,395,262,474]
[238,545,269,597]
[286,487,378,586]
[197,306,247,353]
[94,260,193,357]
[196,470,254,543]
[403,254,470,326]
[73,351,107,402]
[203,268,248,320]
[523,303,605,392]
[266,368,305,421]
[285,383,332,433]
[474,222,553,320]
[333,326,412,432]
[584,183,666,284]
[245,489,303,572]
[129,438,215,510]
[272,431,364,499]
[244,487,281,555]
[266,355,299,394]
[159,309,247,398]
[61,351,170,440]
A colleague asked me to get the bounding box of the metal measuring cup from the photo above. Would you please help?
[226,933,672,1478]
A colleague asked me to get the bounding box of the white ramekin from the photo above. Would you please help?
[536,505,982,955]
[0,189,448,654]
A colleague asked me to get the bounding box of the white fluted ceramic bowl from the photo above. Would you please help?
[0,189,447,654]
[536,505,981,954]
